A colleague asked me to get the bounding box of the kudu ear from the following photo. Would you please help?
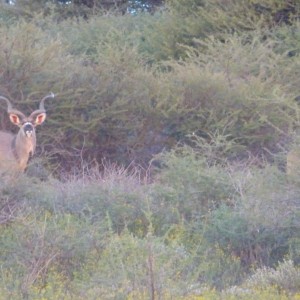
[33,112,47,126]
[9,114,22,126]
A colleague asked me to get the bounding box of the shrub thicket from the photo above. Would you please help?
[1,1,300,170]
[1,0,300,298]
[1,148,300,298]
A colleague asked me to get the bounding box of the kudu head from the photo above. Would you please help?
[0,93,55,173]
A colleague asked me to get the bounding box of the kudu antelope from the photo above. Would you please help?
[287,147,300,178]
[0,93,54,173]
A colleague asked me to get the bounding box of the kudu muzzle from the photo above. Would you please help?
[23,123,34,137]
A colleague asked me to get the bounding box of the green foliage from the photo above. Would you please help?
[0,146,300,298]
[204,165,300,268]
[246,260,300,294]
[1,2,300,169]
[1,0,300,298]
[73,231,196,299]
[152,144,235,222]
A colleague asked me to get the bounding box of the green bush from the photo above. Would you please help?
[1,4,300,170]
[152,144,235,222]
[1,1,300,297]
[246,260,300,294]
[71,231,197,299]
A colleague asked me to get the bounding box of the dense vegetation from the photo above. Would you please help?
[1,0,300,298]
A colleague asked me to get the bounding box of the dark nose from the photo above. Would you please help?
[24,123,33,132]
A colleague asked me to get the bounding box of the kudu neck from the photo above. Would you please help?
[14,130,36,171]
